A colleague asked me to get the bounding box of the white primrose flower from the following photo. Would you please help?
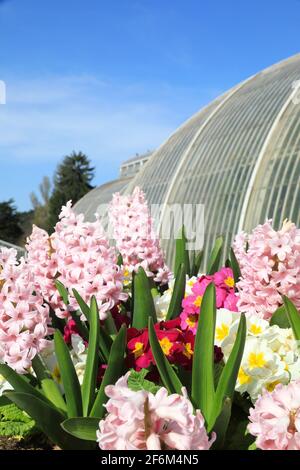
[70,334,87,385]
[236,337,289,400]
[246,316,269,337]
[214,308,240,356]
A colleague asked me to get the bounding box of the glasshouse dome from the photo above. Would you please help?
[75,54,300,265]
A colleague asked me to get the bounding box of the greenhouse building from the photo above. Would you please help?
[75,54,300,265]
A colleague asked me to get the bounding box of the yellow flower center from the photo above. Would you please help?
[52,364,61,384]
[133,341,144,359]
[248,352,266,369]
[186,314,198,328]
[193,295,203,308]
[265,380,281,392]
[249,324,262,335]
[183,342,193,359]
[216,323,229,341]
[224,276,234,288]
[159,337,173,356]
[238,367,252,385]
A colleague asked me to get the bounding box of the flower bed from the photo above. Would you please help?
[0,187,300,450]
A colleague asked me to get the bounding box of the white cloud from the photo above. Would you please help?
[0,75,184,165]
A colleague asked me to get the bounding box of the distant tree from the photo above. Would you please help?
[30,176,52,231]
[47,152,95,231]
[0,199,23,244]
[17,210,34,247]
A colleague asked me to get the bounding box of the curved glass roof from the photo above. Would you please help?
[74,177,131,222]
[75,54,300,267]
[125,54,300,266]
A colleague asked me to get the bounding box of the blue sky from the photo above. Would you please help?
[0,0,300,211]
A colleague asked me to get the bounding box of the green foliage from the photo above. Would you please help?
[128,369,160,394]
[207,236,223,275]
[132,267,157,329]
[61,417,99,442]
[54,330,83,417]
[223,403,256,450]
[210,398,232,449]
[31,355,67,413]
[208,314,246,431]
[47,152,95,231]
[283,296,300,341]
[191,250,203,276]
[81,297,100,416]
[174,226,190,276]
[230,247,241,284]
[270,305,290,329]
[0,292,114,448]
[166,263,186,320]
[90,324,127,418]
[0,402,35,438]
[148,317,183,395]
[0,199,23,244]
[5,391,92,450]
[192,282,216,422]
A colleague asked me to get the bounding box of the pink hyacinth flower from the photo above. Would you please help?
[97,373,215,450]
[248,380,300,450]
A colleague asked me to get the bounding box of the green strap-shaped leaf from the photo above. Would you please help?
[192,282,216,423]
[5,392,92,450]
[104,312,117,336]
[31,355,67,414]
[0,363,55,407]
[174,225,190,276]
[148,318,183,395]
[230,248,241,285]
[270,305,290,329]
[207,236,223,275]
[72,288,91,322]
[132,267,157,329]
[192,250,203,277]
[69,311,90,342]
[99,328,113,363]
[283,296,300,341]
[61,417,100,441]
[90,324,126,418]
[208,313,246,431]
[72,289,112,360]
[210,398,232,450]
[81,296,100,416]
[49,306,66,333]
[54,330,83,417]
[166,263,186,320]
[55,279,69,305]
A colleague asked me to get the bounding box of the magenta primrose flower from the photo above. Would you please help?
[180,268,239,333]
